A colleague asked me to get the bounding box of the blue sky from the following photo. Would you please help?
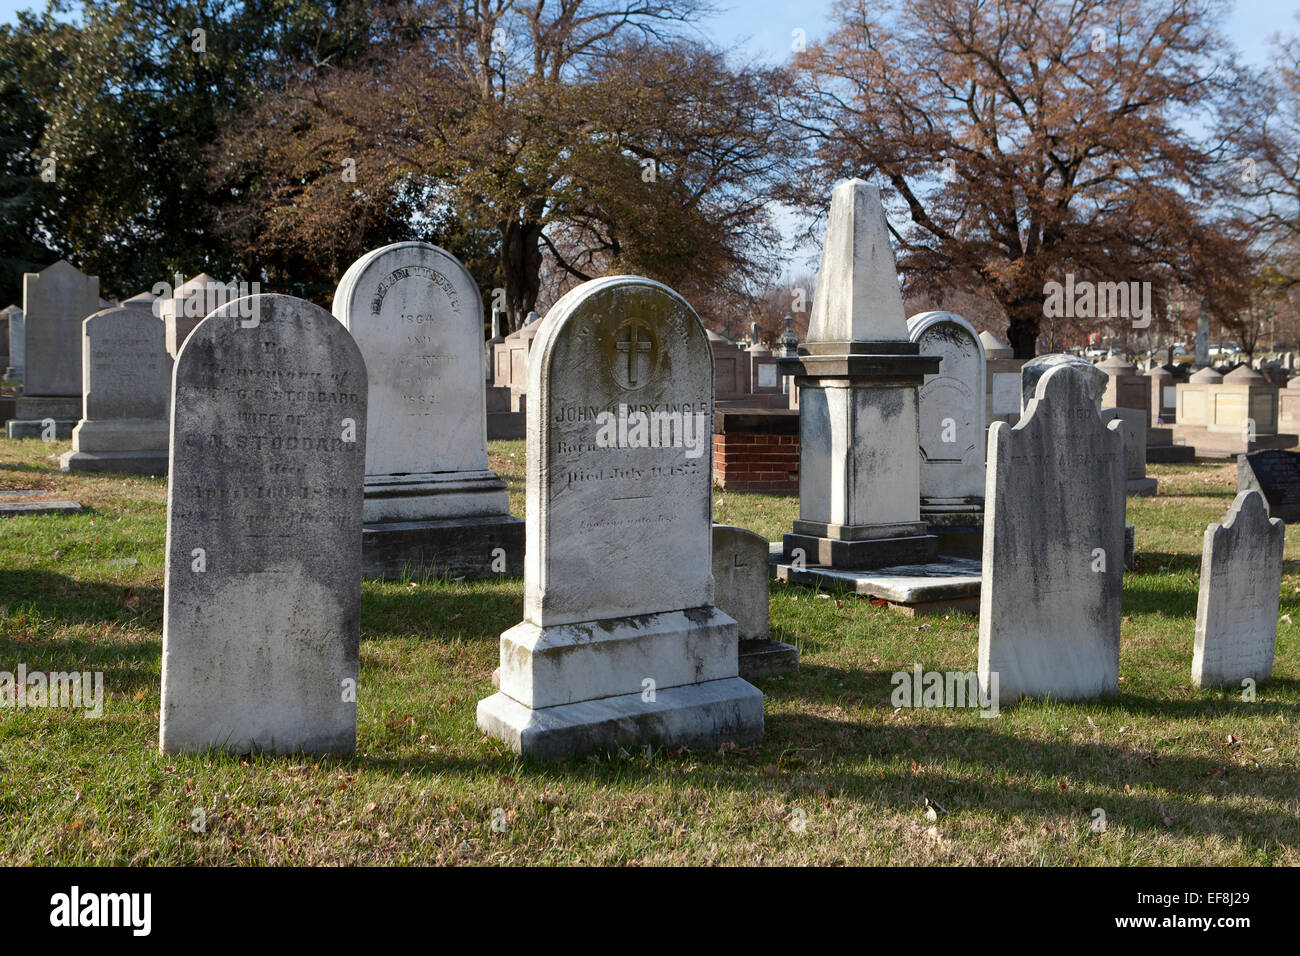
[1,0,1292,64]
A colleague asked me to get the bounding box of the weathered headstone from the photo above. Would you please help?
[20,260,100,398]
[1101,406,1157,496]
[1020,353,1106,411]
[476,276,763,758]
[3,306,22,382]
[332,241,522,578]
[713,525,798,679]
[1237,449,1300,522]
[59,306,172,475]
[979,364,1125,703]
[908,310,985,556]
[1192,490,1284,688]
[159,274,237,358]
[159,294,367,755]
[778,180,940,570]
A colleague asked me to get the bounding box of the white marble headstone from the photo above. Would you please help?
[908,311,986,501]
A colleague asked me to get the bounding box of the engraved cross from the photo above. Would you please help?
[616,324,653,386]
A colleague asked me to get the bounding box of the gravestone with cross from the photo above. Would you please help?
[477,275,763,758]
[332,241,522,579]
[712,524,799,679]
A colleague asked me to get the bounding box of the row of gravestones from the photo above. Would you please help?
[156,270,1286,759]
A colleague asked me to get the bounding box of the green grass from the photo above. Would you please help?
[1,438,1298,865]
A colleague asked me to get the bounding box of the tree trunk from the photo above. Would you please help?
[499,219,544,332]
[1005,296,1041,359]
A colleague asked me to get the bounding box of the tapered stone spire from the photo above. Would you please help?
[806,179,909,345]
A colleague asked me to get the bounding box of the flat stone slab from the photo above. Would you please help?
[0,490,82,515]
[59,450,168,476]
[770,543,981,615]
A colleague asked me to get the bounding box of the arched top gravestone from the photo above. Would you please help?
[907,310,986,501]
[160,295,367,755]
[332,241,488,479]
[524,275,715,626]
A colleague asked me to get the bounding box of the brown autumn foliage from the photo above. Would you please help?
[784,0,1251,357]
[211,0,791,331]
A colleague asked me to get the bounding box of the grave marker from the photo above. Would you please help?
[159,294,367,755]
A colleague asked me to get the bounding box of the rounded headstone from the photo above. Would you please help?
[332,241,487,480]
[160,294,367,755]
[1020,353,1106,411]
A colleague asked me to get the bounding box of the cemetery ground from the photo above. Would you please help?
[2,440,1298,867]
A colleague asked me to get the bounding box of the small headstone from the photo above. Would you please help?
[477,275,763,758]
[1020,353,1105,411]
[332,241,522,578]
[1192,490,1283,688]
[159,294,367,755]
[21,260,100,397]
[1100,407,1156,496]
[1237,449,1300,522]
[59,305,172,475]
[980,364,1125,703]
[713,525,798,679]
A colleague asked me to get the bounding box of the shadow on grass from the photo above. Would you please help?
[360,579,522,644]
[0,631,160,697]
[0,568,159,628]
[347,706,1300,849]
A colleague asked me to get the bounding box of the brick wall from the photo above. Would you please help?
[712,409,799,495]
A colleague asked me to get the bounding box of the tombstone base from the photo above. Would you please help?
[1127,477,1158,497]
[1171,426,1299,458]
[13,395,80,420]
[921,503,984,559]
[476,677,764,760]
[59,449,168,476]
[362,470,510,523]
[361,513,524,579]
[6,419,74,439]
[739,638,800,679]
[783,520,938,569]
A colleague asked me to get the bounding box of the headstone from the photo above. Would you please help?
[3,306,23,381]
[332,241,522,578]
[1192,490,1283,688]
[712,525,798,679]
[0,305,10,368]
[908,310,985,556]
[1020,353,1105,411]
[159,274,236,358]
[778,180,940,569]
[159,294,367,755]
[1145,364,1176,423]
[476,275,763,758]
[21,260,100,397]
[979,330,1013,359]
[1237,450,1300,522]
[1098,355,1152,426]
[979,364,1125,703]
[1101,406,1157,495]
[59,306,172,475]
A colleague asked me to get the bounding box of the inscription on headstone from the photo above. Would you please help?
[160,295,367,755]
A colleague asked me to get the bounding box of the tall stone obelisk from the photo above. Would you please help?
[778,180,940,569]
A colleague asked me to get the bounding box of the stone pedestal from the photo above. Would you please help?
[5,395,80,439]
[60,422,169,475]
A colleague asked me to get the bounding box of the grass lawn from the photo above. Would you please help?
[1,437,1298,865]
